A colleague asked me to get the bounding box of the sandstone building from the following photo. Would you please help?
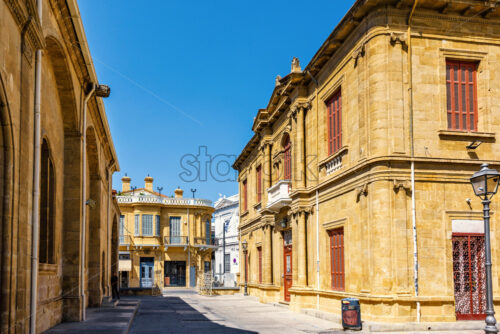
[0,0,120,333]
[233,0,500,323]
[117,176,214,290]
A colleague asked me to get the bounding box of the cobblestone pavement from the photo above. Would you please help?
[128,290,486,334]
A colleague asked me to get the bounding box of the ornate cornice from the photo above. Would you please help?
[6,0,45,50]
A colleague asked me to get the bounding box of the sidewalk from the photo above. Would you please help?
[43,299,139,334]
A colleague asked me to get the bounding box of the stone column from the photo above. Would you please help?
[292,215,298,285]
[262,143,272,208]
[295,106,305,189]
[195,214,200,240]
[201,216,206,241]
[264,225,273,284]
[297,211,307,286]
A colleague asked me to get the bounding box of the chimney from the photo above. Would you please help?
[121,174,131,192]
[174,187,183,198]
[145,175,153,192]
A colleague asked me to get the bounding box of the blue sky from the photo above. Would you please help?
[79,0,356,202]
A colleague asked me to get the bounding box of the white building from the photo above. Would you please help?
[213,194,239,287]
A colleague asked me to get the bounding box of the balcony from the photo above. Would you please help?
[194,237,218,249]
[119,235,133,246]
[163,235,189,250]
[266,179,292,211]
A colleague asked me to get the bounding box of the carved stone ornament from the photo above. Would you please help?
[291,57,302,73]
[275,75,282,87]
[393,180,411,193]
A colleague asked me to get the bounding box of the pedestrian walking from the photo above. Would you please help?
[111,274,120,300]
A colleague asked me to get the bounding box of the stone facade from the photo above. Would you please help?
[117,176,214,290]
[0,0,120,333]
[233,0,500,323]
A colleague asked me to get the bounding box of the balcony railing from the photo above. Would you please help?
[119,235,133,245]
[117,195,212,207]
[266,179,292,211]
[194,237,218,247]
[163,235,189,246]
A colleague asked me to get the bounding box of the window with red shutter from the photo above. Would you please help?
[283,135,291,181]
[446,60,478,131]
[327,90,342,155]
[242,179,247,212]
[330,228,344,291]
[256,165,262,203]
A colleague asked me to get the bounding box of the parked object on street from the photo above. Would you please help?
[341,298,362,330]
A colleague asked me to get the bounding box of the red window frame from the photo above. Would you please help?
[283,135,291,181]
[327,90,342,155]
[242,179,247,212]
[257,246,262,284]
[446,60,478,131]
[329,228,344,291]
[256,165,262,203]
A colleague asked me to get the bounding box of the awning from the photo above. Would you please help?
[119,259,132,272]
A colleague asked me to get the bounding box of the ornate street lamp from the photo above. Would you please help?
[242,240,248,296]
[470,163,500,334]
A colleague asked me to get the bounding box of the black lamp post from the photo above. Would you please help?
[470,163,500,334]
[242,239,248,296]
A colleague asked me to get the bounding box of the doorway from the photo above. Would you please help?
[283,230,292,302]
[164,261,186,287]
[140,257,154,288]
[452,233,486,320]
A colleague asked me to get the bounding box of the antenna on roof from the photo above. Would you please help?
[191,188,197,198]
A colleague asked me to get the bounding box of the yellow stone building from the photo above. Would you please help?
[0,0,120,332]
[233,0,500,323]
[117,176,214,290]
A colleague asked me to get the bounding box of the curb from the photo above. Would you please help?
[301,308,498,332]
[123,300,141,334]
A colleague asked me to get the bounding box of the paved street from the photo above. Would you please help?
[128,289,341,333]
[127,290,486,334]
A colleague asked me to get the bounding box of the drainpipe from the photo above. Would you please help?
[306,70,321,311]
[30,1,42,333]
[408,0,420,323]
[80,83,95,320]
[187,207,191,286]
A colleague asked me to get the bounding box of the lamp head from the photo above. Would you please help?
[470,163,500,200]
[241,239,248,251]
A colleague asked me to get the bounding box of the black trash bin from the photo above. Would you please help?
[341,298,362,330]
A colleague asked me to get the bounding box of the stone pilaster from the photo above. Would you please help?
[297,211,307,287]
[264,225,273,284]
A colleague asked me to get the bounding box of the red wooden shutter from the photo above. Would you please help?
[330,228,344,291]
[256,165,262,203]
[327,90,342,155]
[446,60,477,131]
[283,136,291,180]
[242,179,247,211]
[258,247,262,284]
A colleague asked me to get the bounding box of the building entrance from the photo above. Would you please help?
[164,261,186,287]
[452,233,486,320]
[140,257,154,288]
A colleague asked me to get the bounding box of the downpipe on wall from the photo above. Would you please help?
[30,1,42,333]
[80,83,95,321]
[408,0,420,323]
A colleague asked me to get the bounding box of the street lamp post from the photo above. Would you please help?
[242,240,248,296]
[470,163,500,334]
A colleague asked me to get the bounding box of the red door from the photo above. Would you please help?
[452,233,486,320]
[283,243,292,302]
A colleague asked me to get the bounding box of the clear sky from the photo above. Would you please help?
[79,0,356,202]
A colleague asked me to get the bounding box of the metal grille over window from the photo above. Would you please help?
[156,215,160,236]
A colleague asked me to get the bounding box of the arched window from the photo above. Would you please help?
[282,134,291,181]
[40,140,55,264]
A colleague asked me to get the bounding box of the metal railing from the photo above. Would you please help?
[194,237,218,246]
[163,235,189,245]
[119,235,133,245]
[117,195,212,207]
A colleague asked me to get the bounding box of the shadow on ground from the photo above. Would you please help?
[129,296,257,334]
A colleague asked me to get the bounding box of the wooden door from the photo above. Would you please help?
[452,233,486,320]
[283,244,292,302]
